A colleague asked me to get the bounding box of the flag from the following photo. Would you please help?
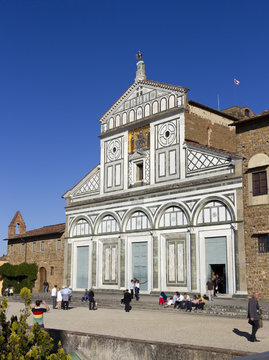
[234,78,240,85]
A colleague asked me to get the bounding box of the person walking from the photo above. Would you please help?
[31,300,50,328]
[123,289,132,312]
[56,288,62,309]
[134,279,140,301]
[51,285,57,309]
[130,279,134,299]
[206,278,214,301]
[88,289,95,310]
[248,292,261,342]
[61,286,72,310]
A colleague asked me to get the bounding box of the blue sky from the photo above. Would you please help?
[0,0,268,255]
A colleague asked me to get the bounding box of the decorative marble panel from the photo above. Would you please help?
[103,243,118,284]
[187,148,230,174]
[106,138,122,163]
[75,169,100,195]
[166,239,186,286]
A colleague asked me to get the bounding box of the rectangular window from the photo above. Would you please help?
[258,235,269,253]
[136,163,144,181]
[57,239,61,251]
[33,241,36,252]
[50,266,54,276]
[41,241,45,252]
[253,171,267,196]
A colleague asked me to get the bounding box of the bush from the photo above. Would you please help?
[0,287,71,359]
[0,263,38,293]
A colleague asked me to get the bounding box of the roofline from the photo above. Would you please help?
[98,79,188,123]
[188,100,239,121]
[62,164,100,198]
[5,223,65,241]
[231,112,269,126]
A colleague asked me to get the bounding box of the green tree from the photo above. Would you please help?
[0,287,71,360]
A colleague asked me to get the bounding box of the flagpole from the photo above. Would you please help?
[217,94,220,110]
[233,74,236,105]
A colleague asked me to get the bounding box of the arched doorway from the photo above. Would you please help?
[39,267,47,292]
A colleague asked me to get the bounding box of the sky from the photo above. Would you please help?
[0,0,269,256]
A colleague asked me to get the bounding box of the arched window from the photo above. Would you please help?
[72,219,91,237]
[126,211,150,231]
[159,207,188,228]
[197,201,232,224]
[160,98,167,111]
[98,215,119,234]
[245,109,250,117]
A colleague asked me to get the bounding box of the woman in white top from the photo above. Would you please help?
[57,290,62,309]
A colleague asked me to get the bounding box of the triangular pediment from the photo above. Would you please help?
[63,165,100,198]
[99,80,187,127]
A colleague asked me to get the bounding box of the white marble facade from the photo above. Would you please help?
[63,66,245,295]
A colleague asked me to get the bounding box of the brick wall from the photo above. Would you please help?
[185,106,236,153]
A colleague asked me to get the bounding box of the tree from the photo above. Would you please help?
[0,287,71,359]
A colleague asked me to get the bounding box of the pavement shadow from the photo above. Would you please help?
[233,328,251,341]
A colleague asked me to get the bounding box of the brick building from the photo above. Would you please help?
[6,211,65,293]
[234,111,269,299]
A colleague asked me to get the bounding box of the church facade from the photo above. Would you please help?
[63,56,247,296]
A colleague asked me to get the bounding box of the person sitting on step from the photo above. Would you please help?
[159,292,167,305]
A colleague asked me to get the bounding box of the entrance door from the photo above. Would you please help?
[39,267,47,292]
[205,237,227,293]
[132,242,148,291]
[211,264,226,294]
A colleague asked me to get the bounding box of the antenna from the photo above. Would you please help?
[217,94,220,111]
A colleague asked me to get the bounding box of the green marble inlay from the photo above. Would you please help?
[67,244,72,287]
[153,236,158,289]
[92,241,96,287]
[121,238,125,288]
[191,234,197,290]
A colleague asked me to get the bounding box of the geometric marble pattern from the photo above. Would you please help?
[75,169,100,195]
[187,149,230,173]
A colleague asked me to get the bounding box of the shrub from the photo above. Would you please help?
[0,262,38,293]
[0,287,71,359]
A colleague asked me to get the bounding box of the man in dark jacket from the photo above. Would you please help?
[123,289,132,312]
[248,292,260,342]
[88,289,95,310]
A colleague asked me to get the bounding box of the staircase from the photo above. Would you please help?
[4,291,269,320]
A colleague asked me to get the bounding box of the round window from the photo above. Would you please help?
[165,130,170,138]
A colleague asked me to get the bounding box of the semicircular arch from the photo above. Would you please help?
[122,207,153,232]
[69,215,93,238]
[94,211,121,234]
[192,196,235,225]
[154,202,190,229]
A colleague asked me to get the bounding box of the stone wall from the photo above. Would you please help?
[236,120,269,299]
[47,328,253,360]
[7,233,66,292]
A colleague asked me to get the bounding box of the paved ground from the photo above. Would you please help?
[6,302,269,354]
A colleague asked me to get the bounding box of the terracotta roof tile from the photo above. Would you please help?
[7,223,65,240]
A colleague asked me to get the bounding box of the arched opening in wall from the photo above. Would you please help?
[159,206,188,228]
[98,215,119,234]
[72,218,91,237]
[16,224,19,234]
[126,211,151,231]
[197,200,233,294]
[39,267,47,292]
